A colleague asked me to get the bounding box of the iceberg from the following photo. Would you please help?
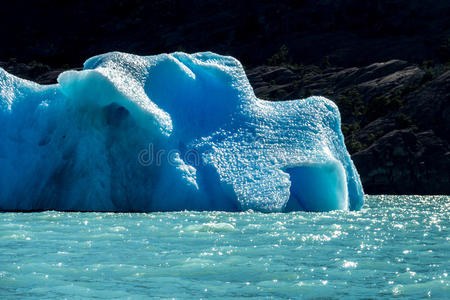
[0,52,364,212]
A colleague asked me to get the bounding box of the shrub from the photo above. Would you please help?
[268,45,292,66]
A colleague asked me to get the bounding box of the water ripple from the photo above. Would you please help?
[0,195,448,298]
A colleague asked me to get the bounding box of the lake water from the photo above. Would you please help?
[0,195,448,299]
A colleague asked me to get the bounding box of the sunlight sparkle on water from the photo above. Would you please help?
[0,195,448,298]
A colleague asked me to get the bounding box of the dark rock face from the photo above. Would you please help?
[0,0,449,194]
[0,0,449,68]
[402,71,450,140]
[245,62,450,195]
[352,130,450,195]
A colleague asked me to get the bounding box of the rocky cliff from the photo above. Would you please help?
[246,61,450,195]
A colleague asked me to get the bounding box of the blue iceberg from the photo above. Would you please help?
[0,52,363,212]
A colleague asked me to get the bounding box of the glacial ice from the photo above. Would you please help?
[0,52,364,212]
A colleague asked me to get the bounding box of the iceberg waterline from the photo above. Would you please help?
[0,52,364,212]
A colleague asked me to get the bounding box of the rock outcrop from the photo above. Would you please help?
[246,62,449,195]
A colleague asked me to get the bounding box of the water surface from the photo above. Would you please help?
[1,195,448,298]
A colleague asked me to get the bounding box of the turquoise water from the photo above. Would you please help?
[1,195,448,299]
